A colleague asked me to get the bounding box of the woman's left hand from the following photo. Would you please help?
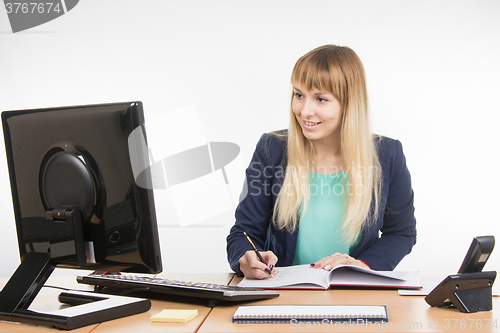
[311,252,369,270]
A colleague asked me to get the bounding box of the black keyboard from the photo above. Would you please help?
[77,274,279,302]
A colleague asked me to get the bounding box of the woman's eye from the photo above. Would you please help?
[318,97,328,102]
[294,92,303,99]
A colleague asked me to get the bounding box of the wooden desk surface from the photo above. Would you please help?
[198,276,500,333]
[0,271,234,332]
[2,272,498,332]
[91,272,234,333]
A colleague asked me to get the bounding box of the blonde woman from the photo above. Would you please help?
[227,45,416,279]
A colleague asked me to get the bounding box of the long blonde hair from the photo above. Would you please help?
[272,45,382,246]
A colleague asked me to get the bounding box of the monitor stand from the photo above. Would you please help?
[0,252,151,330]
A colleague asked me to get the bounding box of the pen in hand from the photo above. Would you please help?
[243,232,275,278]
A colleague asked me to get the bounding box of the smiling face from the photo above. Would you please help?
[292,84,343,147]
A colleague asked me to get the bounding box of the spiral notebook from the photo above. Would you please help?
[232,305,388,323]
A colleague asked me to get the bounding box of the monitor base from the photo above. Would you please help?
[0,252,151,330]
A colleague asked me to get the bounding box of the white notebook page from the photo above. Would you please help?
[233,305,388,319]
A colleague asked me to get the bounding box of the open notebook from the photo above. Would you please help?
[232,305,388,323]
[238,264,422,289]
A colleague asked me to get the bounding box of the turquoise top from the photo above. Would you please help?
[292,171,358,265]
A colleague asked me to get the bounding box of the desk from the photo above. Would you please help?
[0,271,234,333]
[91,272,234,333]
[1,273,498,332]
[199,276,499,333]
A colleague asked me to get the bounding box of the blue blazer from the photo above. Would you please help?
[226,131,416,274]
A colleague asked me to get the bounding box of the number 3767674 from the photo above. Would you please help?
[443,319,498,330]
[5,2,62,14]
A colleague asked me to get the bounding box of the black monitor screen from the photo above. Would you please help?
[2,101,162,274]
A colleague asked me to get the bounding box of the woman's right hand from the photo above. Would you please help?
[239,250,278,279]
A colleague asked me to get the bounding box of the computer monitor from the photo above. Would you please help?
[0,101,162,329]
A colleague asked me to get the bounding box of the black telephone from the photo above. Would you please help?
[425,235,496,313]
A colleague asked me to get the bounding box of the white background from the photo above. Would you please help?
[0,0,499,278]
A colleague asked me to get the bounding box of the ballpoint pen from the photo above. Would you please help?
[243,232,275,278]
